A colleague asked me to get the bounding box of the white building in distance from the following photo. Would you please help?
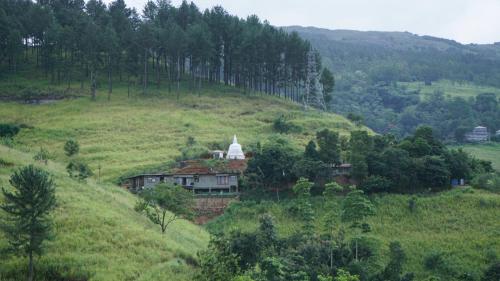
[227,135,245,160]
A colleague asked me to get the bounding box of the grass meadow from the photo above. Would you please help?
[455,143,500,172]
[208,190,500,281]
[401,80,500,99]
[0,80,362,183]
[0,145,209,281]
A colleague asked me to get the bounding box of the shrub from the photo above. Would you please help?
[64,139,80,157]
[360,175,393,193]
[66,160,93,182]
[482,262,500,281]
[424,251,445,270]
[33,147,51,164]
[424,251,459,277]
[0,123,20,138]
[0,158,15,167]
[408,196,418,213]
[272,115,300,134]
[178,144,210,161]
[471,173,500,193]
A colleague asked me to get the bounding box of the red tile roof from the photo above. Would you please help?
[173,159,248,175]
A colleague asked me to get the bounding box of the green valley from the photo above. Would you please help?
[1,1,500,281]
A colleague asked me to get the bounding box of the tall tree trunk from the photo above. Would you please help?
[108,55,112,101]
[143,49,148,94]
[127,75,130,99]
[90,69,97,101]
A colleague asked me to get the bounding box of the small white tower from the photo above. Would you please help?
[227,135,245,160]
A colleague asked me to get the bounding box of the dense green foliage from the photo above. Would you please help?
[332,79,500,139]
[0,123,20,138]
[135,183,194,234]
[246,126,494,196]
[0,0,334,107]
[0,165,57,281]
[206,189,500,281]
[287,27,500,88]
[286,27,500,138]
[199,210,398,281]
[63,139,80,157]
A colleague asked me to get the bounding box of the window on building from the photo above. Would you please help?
[217,176,229,185]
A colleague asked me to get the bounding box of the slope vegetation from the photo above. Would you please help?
[208,191,500,280]
[0,85,364,182]
[0,145,209,281]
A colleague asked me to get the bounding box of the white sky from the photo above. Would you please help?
[118,0,500,44]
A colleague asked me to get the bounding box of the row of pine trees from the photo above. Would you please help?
[0,0,335,107]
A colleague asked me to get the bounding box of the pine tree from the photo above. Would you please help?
[1,165,57,281]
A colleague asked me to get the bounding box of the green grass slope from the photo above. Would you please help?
[208,191,500,280]
[401,80,500,99]
[0,145,209,281]
[0,84,364,182]
[455,143,500,172]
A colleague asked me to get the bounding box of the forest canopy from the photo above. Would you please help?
[0,0,333,108]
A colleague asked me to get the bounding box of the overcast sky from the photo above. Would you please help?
[119,0,500,44]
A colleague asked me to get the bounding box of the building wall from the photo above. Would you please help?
[170,174,238,190]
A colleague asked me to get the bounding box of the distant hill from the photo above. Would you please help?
[284,26,500,87]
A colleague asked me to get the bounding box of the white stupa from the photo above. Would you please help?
[227,135,245,160]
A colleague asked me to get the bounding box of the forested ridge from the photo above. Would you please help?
[286,26,500,139]
[0,0,333,107]
[286,26,500,87]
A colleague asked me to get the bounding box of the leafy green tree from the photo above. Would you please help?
[334,269,360,281]
[341,190,375,261]
[482,262,500,281]
[258,214,278,253]
[304,140,320,160]
[246,137,298,200]
[135,183,194,234]
[320,67,335,104]
[66,160,93,182]
[359,175,392,194]
[317,129,341,165]
[378,241,406,281]
[197,236,241,281]
[293,178,315,235]
[0,165,57,281]
[349,131,372,181]
[445,149,472,180]
[415,156,450,191]
[347,113,364,126]
[64,139,80,157]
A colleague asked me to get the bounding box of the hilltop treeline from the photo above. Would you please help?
[289,27,500,87]
[0,0,333,105]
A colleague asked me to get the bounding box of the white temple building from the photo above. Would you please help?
[227,135,245,160]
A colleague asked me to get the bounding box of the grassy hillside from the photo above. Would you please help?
[0,84,363,183]
[401,80,500,99]
[455,143,500,172]
[0,145,209,281]
[208,191,500,280]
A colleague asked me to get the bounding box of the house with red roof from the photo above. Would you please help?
[124,136,247,196]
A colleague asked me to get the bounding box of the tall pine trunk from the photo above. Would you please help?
[143,49,148,94]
